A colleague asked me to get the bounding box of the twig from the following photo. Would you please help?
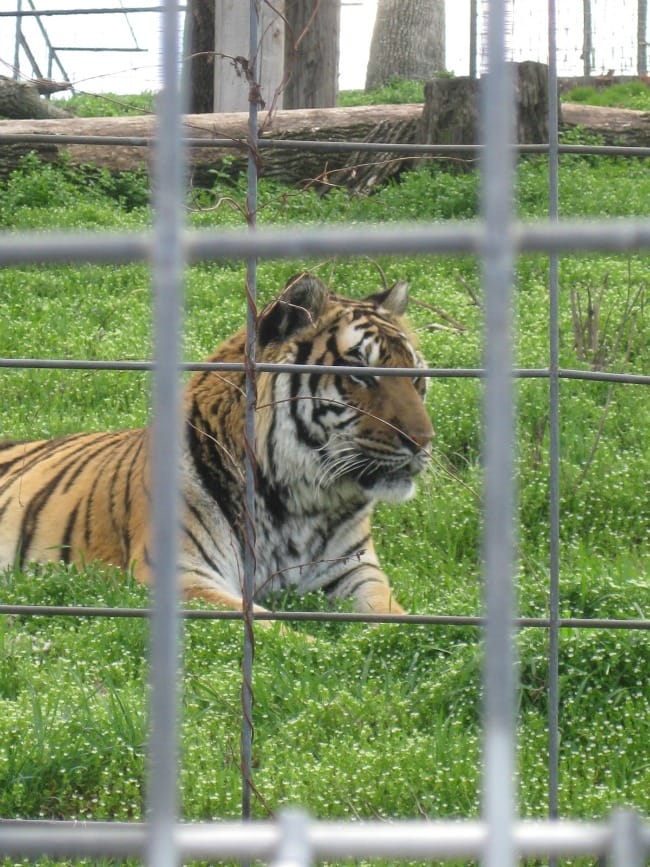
[455,271,482,309]
[410,297,467,332]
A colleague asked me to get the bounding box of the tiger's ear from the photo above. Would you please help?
[257,273,329,347]
[366,280,409,316]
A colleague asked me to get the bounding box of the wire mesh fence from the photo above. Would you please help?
[2,0,650,93]
[0,0,649,865]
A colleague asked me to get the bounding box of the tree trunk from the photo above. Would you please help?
[184,0,215,114]
[365,0,445,90]
[419,61,553,164]
[283,0,341,109]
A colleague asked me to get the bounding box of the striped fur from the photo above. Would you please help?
[0,274,433,614]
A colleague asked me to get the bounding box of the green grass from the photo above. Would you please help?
[53,84,424,116]
[0,136,649,860]
[563,79,650,110]
[340,78,426,106]
[53,91,157,117]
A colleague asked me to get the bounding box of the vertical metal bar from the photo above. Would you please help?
[639,0,648,76]
[147,1,185,865]
[479,1,517,866]
[13,0,22,78]
[26,0,71,84]
[241,0,259,824]
[547,0,561,854]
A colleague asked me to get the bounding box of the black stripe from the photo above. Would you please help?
[344,573,385,600]
[0,435,80,493]
[121,431,147,564]
[321,562,369,597]
[18,470,69,568]
[106,433,140,546]
[185,498,228,561]
[257,473,288,525]
[186,399,244,549]
[290,344,323,450]
[339,534,371,560]
[60,502,80,564]
[182,524,223,577]
[15,435,119,565]
[60,433,123,493]
[265,384,279,479]
[0,439,26,452]
[16,434,120,568]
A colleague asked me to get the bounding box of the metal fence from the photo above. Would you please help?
[4,0,650,94]
[477,0,650,77]
[1,0,650,865]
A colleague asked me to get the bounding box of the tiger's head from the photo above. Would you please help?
[256,273,434,504]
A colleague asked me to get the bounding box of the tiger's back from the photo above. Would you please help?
[0,429,149,575]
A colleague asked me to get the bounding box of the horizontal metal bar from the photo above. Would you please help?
[2,219,650,267]
[0,816,648,860]
[1,357,647,385]
[0,6,183,17]
[2,132,650,160]
[1,604,648,631]
[557,369,650,385]
[51,46,148,53]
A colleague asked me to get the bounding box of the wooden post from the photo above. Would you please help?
[213,0,284,113]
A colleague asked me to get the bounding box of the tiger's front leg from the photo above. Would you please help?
[181,572,275,620]
[327,563,406,615]
[353,581,406,615]
[182,572,303,636]
[131,553,272,618]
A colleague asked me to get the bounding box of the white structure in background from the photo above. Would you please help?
[213,0,285,112]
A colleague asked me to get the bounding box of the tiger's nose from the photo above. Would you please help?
[397,423,435,452]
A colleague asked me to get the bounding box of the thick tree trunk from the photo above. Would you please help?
[283,0,341,109]
[365,0,445,90]
[184,0,215,114]
[419,61,552,164]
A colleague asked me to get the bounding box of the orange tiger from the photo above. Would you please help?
[0,273,433,615]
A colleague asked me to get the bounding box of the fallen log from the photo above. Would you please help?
[1,100,649,190]
[0,76,72,120]
[0,104,423,190]
[560,102,650,147]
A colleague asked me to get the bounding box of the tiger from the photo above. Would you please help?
[0,273,433,616]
